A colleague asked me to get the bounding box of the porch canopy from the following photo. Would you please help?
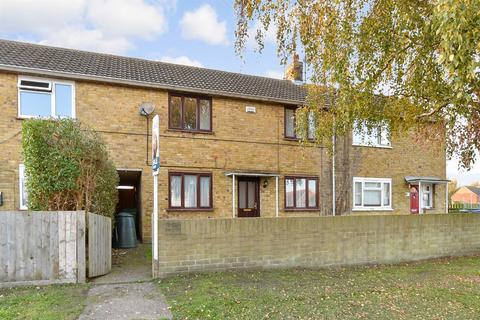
[405,176,450,213]
[405,176,450,184]
[225,172,281,218]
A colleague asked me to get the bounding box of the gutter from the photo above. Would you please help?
[0,64,305,106]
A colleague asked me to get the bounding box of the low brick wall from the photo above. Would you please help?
[154,214,480,278]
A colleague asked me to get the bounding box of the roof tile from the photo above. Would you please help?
[0,39,306,104]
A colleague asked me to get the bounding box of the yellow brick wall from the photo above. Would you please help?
[156,215,480,277]
[0,71,447,241]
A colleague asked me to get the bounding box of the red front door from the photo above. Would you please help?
[238,178,260,217]
[410,185,419,214]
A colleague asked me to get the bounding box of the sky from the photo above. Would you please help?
[0,0,477,186]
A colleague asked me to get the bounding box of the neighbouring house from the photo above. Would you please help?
[0,39,448,242]
[451,186,480,205]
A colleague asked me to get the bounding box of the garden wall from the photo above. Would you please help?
[154,214,480,278]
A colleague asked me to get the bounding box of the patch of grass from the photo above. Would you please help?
[145,245,152,262]
[159,255,480,319]
[0,284,89,320]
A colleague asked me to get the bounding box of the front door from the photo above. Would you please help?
[410,185,419,214]
[238,178,260,217]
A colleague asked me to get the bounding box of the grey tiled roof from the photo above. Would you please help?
[0,39,307,104]
[465,186,480,197]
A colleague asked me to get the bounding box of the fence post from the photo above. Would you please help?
[76,211,86,283]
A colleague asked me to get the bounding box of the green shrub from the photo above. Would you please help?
[22,119,118,218]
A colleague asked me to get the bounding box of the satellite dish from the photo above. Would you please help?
[139,102,155,116]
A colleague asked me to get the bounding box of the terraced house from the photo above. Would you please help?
[0,39,448,242]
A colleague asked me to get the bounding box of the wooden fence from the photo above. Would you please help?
[0,211,111,287]
[87,212,112,278]
[449,202,480,213]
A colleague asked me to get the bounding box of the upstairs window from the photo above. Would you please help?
[169,94,212,132]
[18,77,75,118]
[285,107,315,140]
[353,121,390,147]
[285,176,318,209]
[353,177,392,210]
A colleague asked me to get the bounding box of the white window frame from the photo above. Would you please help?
[352,121,392,148]
[353,177,393,211]
[19,164,28,210]
[18,76,76,119]
[421,183,433,209]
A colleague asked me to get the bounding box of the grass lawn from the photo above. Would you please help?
[159,255,480,319]
[0,284,89,320]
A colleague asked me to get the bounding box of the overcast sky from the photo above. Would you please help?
[0,0,477,185]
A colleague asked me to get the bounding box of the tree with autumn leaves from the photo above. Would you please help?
[235,0,480,168]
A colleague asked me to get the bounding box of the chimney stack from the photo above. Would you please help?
[285,53,303,83]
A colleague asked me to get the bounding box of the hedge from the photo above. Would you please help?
[22,119,118,219]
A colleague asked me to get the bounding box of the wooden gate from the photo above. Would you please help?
[87,212,111,278]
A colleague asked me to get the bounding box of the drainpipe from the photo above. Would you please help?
[332,125,336,216]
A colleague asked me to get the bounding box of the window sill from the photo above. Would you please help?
[166,208,214,212]
[167,129,214,135]
[352,207,393,211]
[284,137,315,142]
[16,116,75,120]
[284,208,320,212]
[352,144,392,149]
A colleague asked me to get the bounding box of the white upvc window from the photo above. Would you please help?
[18,76,75,118]
[19,164,28,210]
[353,120,391,148]
[353,177,392,211]
[421,183,433,209]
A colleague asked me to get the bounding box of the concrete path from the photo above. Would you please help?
[91,244,152,284]
[79,244,172,320]
[79,282,172,320]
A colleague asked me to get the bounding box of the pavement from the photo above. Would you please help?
[79,244,173,320]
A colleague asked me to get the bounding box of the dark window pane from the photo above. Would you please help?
[170,96,182,128]
[239,181,247,208]
[20,80,51,89]
[199,99,211,130]
[184,97,197,130]
[285,108,295,137]
[247,181,255,208]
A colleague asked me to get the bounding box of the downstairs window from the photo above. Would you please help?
[285,176,318,209]
[169,172,212,209]
[353,177,392,210]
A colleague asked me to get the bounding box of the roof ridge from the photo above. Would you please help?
[0,38,295,84]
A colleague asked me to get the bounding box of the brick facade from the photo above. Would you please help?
[0,71,447,241]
